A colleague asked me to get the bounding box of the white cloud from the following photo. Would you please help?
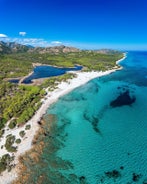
[0,33,8,38]
[19,32,27,36]
[51,41,62,45]
[5,37,51,47]
[0,36,68,48]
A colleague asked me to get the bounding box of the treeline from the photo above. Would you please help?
[0,84,46,132]
[0,73,76,135]
[0,54,32,79]
[0,51,123,80]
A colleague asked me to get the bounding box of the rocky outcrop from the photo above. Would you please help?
[28,45,80,54]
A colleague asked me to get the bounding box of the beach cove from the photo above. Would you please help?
[5,51,147,184]
[0,55,124,183]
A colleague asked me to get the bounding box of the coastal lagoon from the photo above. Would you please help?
[9,65,82,84]
[23,52,147,183]
[23,65,82,84]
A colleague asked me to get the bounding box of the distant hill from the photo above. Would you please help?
[0,41,11,54]
[85,49,121,54]
[29,45,80,54]
[0,41,121,55]
[0,41,29,54]
[0,42,80,54]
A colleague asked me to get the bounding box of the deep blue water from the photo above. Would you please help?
[9,79,20,83]
[46,51,147,183]
[23,65,82,84]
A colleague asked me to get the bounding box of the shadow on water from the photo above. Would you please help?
[110,89,136,108]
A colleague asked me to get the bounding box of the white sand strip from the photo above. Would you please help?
[116,52,127,65]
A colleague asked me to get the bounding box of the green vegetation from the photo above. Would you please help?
[0,51,123,78]
[0,54,32,79]
[5,135,17,152]
[8,120,17,129]
[15,138,21,144]
[19,131,25,138]
[0,129,4,138]
[0,84,45,126]
[0,117,7,130]
[0,154,14,173]
[25,124,31,130]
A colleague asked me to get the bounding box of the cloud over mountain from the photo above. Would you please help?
[0,33,8,38]
[51,41,62,45]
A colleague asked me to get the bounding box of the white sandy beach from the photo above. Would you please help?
[116,52,127,65]
[0,58,125,183]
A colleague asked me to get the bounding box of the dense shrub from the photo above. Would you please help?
[15,139,21,144]
[8,120,17,129]
[19,131,25,138]
[25,124,31,130]
[0,154,13,173]
[5,135,17,152]
[0,129,4,138]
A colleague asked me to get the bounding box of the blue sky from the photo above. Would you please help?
[0,0,147,50]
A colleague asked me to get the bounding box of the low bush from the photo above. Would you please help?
[0,129,4,138]
[8,120,17,129]
[5,135,17,152]
[25,124,31,130]
[15,139,21,144]
[0,154,11,173]
[19,131,25,138]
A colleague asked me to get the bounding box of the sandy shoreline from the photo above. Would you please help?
[116,52,127,65]
[0,56,126,183]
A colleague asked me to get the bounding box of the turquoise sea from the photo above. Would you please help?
[23,51,147,184]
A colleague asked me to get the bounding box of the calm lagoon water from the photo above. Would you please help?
[24,52,147,184]
[23,65,82,84]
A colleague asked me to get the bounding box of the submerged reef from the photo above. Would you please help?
[110,89,136,107]
[96,168,145,183]
[13,114,89,184]
[83,111,101,134]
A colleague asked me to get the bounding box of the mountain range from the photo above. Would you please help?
[0,41,120,55]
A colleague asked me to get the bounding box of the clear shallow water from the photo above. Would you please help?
[23,52,147,184]
[46,52,147,183]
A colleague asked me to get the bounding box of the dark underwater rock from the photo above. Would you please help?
[91,116,100,133]
[83,111,101,134]
[105,170,121,179]
[79,176,88,184]
[132,173,142,182]
[110,90,136,107]
[120,166,124,170]
[62,93,86,102]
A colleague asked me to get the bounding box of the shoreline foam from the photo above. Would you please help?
[0,55,126,183]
